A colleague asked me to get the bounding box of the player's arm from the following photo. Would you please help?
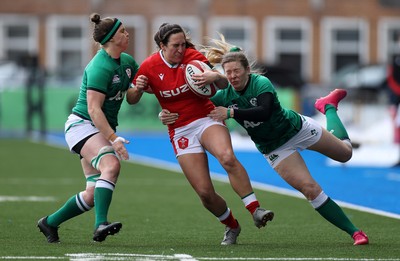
[210,70,229,90]
[87,89,130,159]
[127,75,148,105]
[208,92,273,122]
[192,69,229,90]
[158,109,179,125]
[87,90,114,139]
[233,92,273,121]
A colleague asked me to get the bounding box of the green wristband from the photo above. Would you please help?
[226,108,231,119]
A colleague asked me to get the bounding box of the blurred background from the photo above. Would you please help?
[1,0,400,166]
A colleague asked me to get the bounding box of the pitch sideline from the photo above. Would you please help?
[2,253,400,261]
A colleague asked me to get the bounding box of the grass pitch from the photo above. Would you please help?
[0,139,399,260]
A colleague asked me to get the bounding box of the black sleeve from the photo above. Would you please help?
[233,92,273,122]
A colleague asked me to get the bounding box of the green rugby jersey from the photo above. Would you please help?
[211,74,302,154]
[72,48,139,130]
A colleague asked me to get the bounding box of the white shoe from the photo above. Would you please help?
[221,222,241,245]
[253,208,274,228]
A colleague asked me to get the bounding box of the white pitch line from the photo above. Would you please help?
[0,257,65,260]
[127,154,400,220]
[2,254,400,261]
[0,196,56,202]
[67,253,199,260]
[43,133,400,220]
[198,257,400,261]
[66,253,400,261]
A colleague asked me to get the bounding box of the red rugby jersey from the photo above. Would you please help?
[134,48,215,132]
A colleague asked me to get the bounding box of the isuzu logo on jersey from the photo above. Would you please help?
[159,84,190,97]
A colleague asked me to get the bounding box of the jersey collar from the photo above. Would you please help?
[159,50,179,68]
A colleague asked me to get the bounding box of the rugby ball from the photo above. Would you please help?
[184,60,217,98]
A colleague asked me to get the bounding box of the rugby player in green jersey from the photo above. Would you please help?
[38,13,147,243]
[159,35,369,246]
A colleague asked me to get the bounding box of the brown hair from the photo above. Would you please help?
[153,23,195,49]
[90,13,118,44]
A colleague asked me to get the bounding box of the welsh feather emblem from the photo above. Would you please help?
[178,137,189,149]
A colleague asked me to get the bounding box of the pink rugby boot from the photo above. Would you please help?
[314,89,347,114]
[352,230,369,245]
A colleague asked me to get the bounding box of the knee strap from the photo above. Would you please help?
[85,173,101,187]
[91,146,117,170]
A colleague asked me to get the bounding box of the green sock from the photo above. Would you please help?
[47,194,85,227]
[325,105,349,140]
[94,187,113,228]
[316,197,358,235]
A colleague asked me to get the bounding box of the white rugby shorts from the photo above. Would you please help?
[64,114,99,153]
[171,117,225,157]
[263,115,322,168]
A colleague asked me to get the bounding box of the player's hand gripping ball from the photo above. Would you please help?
[184,60,217,98]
